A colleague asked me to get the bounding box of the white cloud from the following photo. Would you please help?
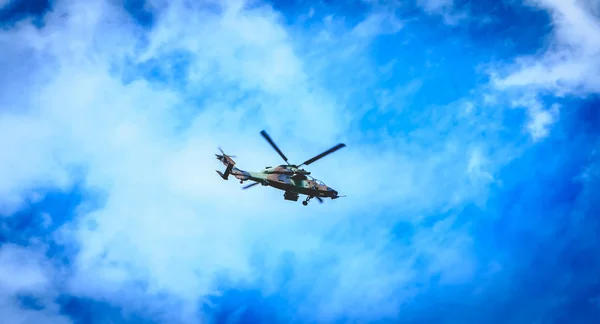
[0,244,71,324]
[0,0,12,10]
[509,95,561,142]
[0,245,50,294]
[0,0,520,321]
[416,0,469,25]
[491,0,599,140]
[467,147,494,184]
[527,103,560,142]
[417,0,454,12]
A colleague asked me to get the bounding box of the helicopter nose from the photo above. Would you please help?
[327,187,338,196]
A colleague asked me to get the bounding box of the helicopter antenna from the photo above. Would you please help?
[260,130,291,165]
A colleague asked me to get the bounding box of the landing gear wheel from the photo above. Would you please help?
[303,196,313,206]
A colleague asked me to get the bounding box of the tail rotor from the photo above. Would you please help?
[215,146,237,180]
[217,147,236,158]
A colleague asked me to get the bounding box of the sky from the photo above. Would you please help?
[0,0,599,323]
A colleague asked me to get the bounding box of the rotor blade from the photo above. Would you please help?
[299,143,346,166]
[242,182,259,189]
[260,130,289,164]
[217,147,235,157]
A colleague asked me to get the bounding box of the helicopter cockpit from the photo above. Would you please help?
[308,176,326,186]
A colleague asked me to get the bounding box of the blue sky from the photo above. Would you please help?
[0,0,599,323]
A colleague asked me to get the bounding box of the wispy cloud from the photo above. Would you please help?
[0,0,12,10]
[494,0,600,95]
[0,244,71,323]
[490,0,600,140]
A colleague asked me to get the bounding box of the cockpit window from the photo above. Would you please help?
[310,176,325,186]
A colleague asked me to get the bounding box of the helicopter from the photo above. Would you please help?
[215,130,346,205]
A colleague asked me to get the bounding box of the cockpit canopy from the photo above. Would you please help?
[309,176,326,186]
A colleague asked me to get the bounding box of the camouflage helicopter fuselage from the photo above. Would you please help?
[216,156,340,204]
[215,130,345,205]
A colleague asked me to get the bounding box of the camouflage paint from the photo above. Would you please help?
[215,154,339,201]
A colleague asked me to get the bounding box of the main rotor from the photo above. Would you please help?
[260,130,346,171]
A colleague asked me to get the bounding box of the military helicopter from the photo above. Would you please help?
[215,130,346,205]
